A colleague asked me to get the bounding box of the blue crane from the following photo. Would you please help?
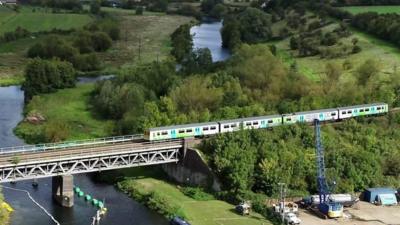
[314,119,343,218]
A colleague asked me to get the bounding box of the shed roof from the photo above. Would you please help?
[366,187,397,193]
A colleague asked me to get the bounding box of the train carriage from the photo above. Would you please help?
[219,118,243,133]
[144,122,219,141]
[283,108,339,125]
[241,115,283,130]
[337,103,388,119]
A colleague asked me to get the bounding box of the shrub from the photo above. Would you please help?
[181,187,215,201]
[72,53,101,71]
[91,32,112,52]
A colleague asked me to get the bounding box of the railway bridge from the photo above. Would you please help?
[0,135,193,207]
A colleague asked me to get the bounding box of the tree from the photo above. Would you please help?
[182,48,213,75]
[171,24,193,62]
[23,59,76,101]
[356,59,380,86]
[136,6,144,15]
[27,35,78,62]
[90,0,101,14]
[238,8,272,44]
[209,3,227,20]
[91,32,112,52]
[221,16,241,49]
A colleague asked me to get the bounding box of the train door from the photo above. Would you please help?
[261,120,266,128]
[171,130,177,139]
[319,113,324,121]
[300,115,305,122]
[195,127,201,136]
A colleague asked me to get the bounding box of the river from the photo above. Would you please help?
[190,19,231,62]
[0,20,229,225]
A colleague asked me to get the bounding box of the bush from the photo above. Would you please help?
[181,187,215,201]
[91,32,112,52]
[352,45,362,54]
[27,35,78,61]
[136,6,144,15]
[72,53,101,71]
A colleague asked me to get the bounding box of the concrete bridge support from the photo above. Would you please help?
[52,175,74,207]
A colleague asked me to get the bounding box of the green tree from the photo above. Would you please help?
[209,3,227,20]
[91,32,112,52]
[90,0,101,14]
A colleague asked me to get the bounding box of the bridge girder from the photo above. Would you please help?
[0,148,180,183]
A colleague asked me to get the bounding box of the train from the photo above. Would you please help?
[144,102,389,141]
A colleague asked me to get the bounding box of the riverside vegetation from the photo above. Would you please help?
[11,0,400,224]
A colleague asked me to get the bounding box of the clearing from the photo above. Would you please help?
[269,13,400,81]
[299,201,400,225]
[14,83,114,143]
[0,6,93,34]
[339,5,400,14]
[117,167,272,225]
[99,8,194,69]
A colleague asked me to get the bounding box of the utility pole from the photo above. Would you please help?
[278,182,286,225]
[138,36,142,62]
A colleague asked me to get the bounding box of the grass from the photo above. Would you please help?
[118,168,272,225]
[0,6,93,34]
[340,5,400,14]
[268,16,400,82]
[99,11,194,69]
[14,84,114,143]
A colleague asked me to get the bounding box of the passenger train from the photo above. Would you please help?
[144,103,389,141]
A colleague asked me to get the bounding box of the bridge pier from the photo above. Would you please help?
[52,175,74,207]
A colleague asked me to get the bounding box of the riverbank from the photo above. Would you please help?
[0,192,12,225]
[104,167,272,225]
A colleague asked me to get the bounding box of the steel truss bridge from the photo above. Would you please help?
[0,136,186,183]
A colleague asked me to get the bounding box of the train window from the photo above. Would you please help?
[286,118,291,121]
[203,127,209,131]
[224,125,229,129]
[377,107,381,110]
[178,130,185,133]
[365,108,370,112]
[210,126,216,130]
[342,111,347,115]
[161,131,168,135]
[268,120,273,123]
[157,132,160,136]
[186,129,192,132]
[253,121,259,125]
[360,109,364,112]
[231,124,237,128]
[246,122,251,126]
[347,110,352,113]
[331,113,336,116]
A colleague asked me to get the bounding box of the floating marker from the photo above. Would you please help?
[78,191,84,197]
[74,187,81,193]
[97,201,104,208]
[92,199,99,205]
[85,195,92,201]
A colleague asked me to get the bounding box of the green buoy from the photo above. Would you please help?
[85,195,92,201]
[92,199,99,205]
[74,187,81,193]
[98,201,104,208]
[78,191,84,197]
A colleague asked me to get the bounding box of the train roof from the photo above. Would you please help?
[337,102,387,110]
[219,115,282,124]
[148,121,219,132]
[283,108,338,116]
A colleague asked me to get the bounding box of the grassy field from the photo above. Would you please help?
[14,84,114,143]
[0,6,93,34]
[340,5,400,14]
[0,6,93,85]
[117,168,272,225]
[268,15,400,82]
[99,8,194,69]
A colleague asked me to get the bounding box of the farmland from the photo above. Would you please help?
[0,6,93,34]
[340,5,400,14]
[268,13,400,81]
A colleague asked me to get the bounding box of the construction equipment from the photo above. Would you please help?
[235,201,251,215]
[313,119,343,218]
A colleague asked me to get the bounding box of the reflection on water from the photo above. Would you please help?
[191,20,231,62]
[0,85,167,225]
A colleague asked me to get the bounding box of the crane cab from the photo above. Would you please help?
[319,202,343,218]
